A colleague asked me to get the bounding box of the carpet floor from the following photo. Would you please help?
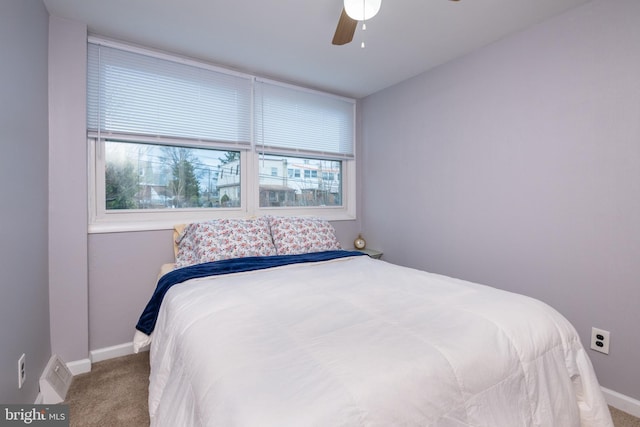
[64,352,150,427]
[65,352,639,426]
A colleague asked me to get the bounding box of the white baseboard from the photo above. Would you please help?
[90,341,149,363]
[66,358,91,376]
[602,387,640,418]
[65,341,148,377]
[90,342,137,363]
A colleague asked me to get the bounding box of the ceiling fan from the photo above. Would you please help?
[332,0,460,46]
[332,0,380,46]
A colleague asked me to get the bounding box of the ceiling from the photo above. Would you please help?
[43,0,590,99]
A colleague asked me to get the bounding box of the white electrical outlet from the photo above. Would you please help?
[591,327,610,354]
[18,354,26,389]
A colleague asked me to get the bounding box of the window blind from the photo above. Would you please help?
[87,42,252,146]
[254,79,355,159]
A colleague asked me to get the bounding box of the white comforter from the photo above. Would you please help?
[148,255,613,427]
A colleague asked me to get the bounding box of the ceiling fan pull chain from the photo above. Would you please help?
[361,22,366,48]
[361,0,367,48]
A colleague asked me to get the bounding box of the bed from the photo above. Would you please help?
[134,217,613,427]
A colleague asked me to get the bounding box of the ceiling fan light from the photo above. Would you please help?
[344,0,381,21]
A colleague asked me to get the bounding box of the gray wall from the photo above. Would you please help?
[361,0,640,400]
[89,231,175,350]
[0,0,51,403]
[48,16,89,364]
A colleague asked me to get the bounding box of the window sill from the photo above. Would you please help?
[88,210,357,234]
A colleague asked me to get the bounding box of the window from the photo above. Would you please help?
[287,168,301,179]
[103,140,240,210]
[301,169,319,179]
[258,155,342,207]
[87,38,355,232]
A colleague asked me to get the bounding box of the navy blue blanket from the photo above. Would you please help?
[136,250,366,335]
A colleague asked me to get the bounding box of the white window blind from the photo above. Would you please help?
[254,80,355,159]
[87,42,252,146]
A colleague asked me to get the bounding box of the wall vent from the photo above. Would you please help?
[39,355,73,404]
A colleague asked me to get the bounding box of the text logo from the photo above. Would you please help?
[0,405,68,426]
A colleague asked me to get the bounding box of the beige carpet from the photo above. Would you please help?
[64,352,150,426]
[65,352,639,426]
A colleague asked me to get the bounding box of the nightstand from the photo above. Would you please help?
[354,248,383,259]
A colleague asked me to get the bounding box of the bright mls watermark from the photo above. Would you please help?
[0,405,68,426]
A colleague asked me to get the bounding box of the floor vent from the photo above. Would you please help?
[39,355,73,404]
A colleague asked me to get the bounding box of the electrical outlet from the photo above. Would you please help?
[18,354,26,389]
[591,327,610,354]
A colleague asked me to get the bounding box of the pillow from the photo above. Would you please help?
[174,223,199,267]
[175,218,277,267]
[172,223,187,260]
[268,216,342,255]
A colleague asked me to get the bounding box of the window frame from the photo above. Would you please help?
[89,140,355,233]
[87,39,356,234]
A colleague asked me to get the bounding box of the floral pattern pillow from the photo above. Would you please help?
[175,218,277,267]
[175,223,199,267]
[268,216,342,255]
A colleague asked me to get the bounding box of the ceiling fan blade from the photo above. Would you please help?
[332,8,357,45]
